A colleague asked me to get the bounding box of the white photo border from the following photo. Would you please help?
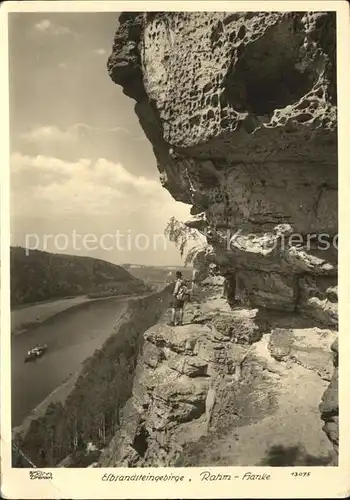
[1,1,350,498]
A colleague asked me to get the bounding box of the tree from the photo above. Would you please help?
[164,217,206,265]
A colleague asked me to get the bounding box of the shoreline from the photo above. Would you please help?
[11,292,153,336]
[12,370,81,440]
[11,295,89,311]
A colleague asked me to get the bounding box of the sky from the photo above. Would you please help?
[9,13,191,266]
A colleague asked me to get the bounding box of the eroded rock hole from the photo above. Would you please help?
[222,21,317,115]
[224,273,238,307]
[132,426,149,457]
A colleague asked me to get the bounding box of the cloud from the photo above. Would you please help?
[20,125,78,144]
[20,124,133,145]
[10,153,190,221]
[11,152,191,265]
[34,19,74,36]
[93,48,107,55]
[133,136,147,142]
[76,124,132,135]
[16,124,157,180]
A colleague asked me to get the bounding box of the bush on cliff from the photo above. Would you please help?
[164,216,206,265]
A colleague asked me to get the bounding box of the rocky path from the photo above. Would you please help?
[99,285,337,468]
[175,289,336,467]
[197,335,335,467]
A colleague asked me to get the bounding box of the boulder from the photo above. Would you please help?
[144,323,210,353]
[319,338,338,455]
[169,355,208,377]
[268,328,294,362]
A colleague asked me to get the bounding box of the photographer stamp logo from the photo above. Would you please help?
[29,470,53,480]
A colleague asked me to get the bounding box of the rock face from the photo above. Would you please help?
[108,11,337,322]
[105,11,338,463]
[99,289,336,467]
[319,338,338,459]
[98,294,269,466]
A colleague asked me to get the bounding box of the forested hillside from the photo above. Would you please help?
[11,247,149,307]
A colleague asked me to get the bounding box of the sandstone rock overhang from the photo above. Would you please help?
[105,11,338,463]
[108,12,337,203]
[107,11,337,321]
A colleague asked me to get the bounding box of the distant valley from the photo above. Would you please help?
[122,263,193,290]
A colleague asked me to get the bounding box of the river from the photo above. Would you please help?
[11,297,128,427]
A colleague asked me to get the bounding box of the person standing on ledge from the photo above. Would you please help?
[169,271,189,327]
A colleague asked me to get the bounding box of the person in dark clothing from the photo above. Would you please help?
[169,271,189,326]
